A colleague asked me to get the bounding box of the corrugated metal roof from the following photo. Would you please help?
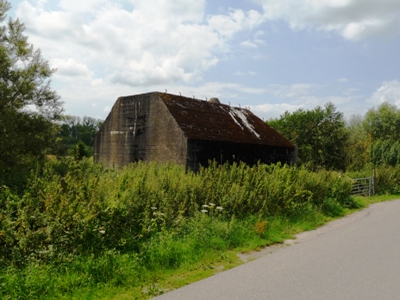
[159,93,294,148]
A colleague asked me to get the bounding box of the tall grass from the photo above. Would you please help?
[0,158,362,298]
[0,159,357,265]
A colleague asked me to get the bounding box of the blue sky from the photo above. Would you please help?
[9,0,400,121]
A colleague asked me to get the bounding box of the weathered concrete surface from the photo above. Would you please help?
[95,92,296,170]
[94,93,187,168]
[154,200,400,300]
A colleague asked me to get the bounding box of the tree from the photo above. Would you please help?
[55,115,103,156]
[363,102,400,141]
[70,140,91,160]
[268,102,348,171]
[344,114,371,171]
[0,0,63,187]
[363,102,400,167]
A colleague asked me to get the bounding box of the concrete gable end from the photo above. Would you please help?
[95,92,297,170]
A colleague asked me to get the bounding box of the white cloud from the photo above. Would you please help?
[235,71,256,76]
[12,0,270,118]
[251,103,303,120]
[51,58,93,78]
[248,82,367,120]
[251,93,363,121]
[130,0,205,23]
[208,9,264,38]
[251,0,400,40]
[58,0,110,14]
[240,40,258,48]
[16,0,264,89]
[13,0,395,122]
[188,81,265,101]
[267,83,316,98]
[369,80,400,106]
[17,2,80,39]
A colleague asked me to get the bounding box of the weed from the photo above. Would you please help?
[2,159,397,299]
[253,219,268,237]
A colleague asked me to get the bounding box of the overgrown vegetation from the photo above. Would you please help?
[1,158,398,299]
[2,0,400,298]
[0,159,356,265]
[0,159,363,299]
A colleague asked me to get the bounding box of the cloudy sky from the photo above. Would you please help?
[9,0,400,121]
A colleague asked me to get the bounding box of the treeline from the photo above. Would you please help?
[0,114,102,190]
[55,115,103,157]
[267,101,400,172]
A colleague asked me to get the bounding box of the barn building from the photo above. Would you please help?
[94,92,296,171]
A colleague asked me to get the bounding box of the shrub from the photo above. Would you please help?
[0,159,355,267]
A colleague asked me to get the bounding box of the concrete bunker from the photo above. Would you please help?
[94,92,296,171]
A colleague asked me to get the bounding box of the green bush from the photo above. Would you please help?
[373,166,400,194]
[0,159,356,267]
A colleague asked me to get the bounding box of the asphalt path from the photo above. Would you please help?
[154,200,400,300]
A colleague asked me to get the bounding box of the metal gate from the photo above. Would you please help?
[351,177,374,196]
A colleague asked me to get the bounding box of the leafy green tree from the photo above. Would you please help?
[363,102,400,141]
[69,141,91,160]
[268,102,348,170]
[370,139,400,167]
[363,102,400,167]
[344,114,371,171]
[55,115,103,156]
[0,0,63,187]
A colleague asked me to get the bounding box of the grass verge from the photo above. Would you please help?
[3,194,398,300]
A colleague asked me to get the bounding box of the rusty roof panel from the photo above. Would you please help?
[159,93,294,148]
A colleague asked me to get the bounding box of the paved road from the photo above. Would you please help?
[154,200,400,300]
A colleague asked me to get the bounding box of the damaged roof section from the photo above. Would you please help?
[159,93,294,148]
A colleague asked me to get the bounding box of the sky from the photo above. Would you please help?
[8,0,400,121]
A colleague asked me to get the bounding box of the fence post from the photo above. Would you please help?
[373,168,376,195]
